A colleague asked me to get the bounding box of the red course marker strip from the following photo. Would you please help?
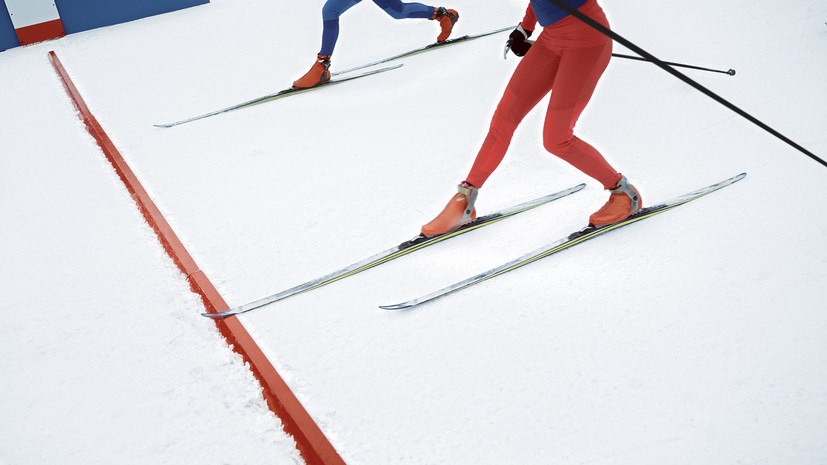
[48,50,346,465]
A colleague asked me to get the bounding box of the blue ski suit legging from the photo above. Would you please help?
[319,0,435,55]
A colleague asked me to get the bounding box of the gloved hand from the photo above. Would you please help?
[504,24,533,58]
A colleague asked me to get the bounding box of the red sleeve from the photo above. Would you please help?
[520,3,537,32]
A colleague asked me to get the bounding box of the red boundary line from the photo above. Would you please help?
[47,50,345,465]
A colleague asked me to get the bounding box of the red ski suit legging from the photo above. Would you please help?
[465,0,622,190]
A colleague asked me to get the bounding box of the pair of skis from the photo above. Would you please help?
[155,26,512,128]
[204,173,746,318]
[152,64,404,128]
[204,182,585,318]
[156,24,740,128]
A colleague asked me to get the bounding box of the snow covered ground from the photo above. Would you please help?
[0,33,303,465]
[2,0,826,464]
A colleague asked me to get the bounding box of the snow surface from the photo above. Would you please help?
[2,0,827,464]
[0,35,303,465]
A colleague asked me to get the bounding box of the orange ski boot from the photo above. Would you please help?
[421,182,478,237]
[293,54,332,89]
[431,7,459,43]
[589,175,643,226]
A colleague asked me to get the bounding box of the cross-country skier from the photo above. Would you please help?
[293,0,459,88]
[421,0,642,237]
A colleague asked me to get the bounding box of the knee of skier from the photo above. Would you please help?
[379,4,406,19]
[543,134,574,158]
[322,2,345,21]
[488,111,521,142]
[490,101,524,131]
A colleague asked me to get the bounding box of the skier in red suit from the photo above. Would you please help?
[422,0,642,237]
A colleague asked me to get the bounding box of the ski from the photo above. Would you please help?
[380,173,747,310]
[154,64,403,128]
[203,183,585,318]
[332,26,513,75]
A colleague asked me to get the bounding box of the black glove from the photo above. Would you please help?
[505,24,533,58]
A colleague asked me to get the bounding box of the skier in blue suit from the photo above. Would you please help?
[293,0,459,88]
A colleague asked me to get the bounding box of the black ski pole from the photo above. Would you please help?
[516,39,736,76]
[544,0,825,168]
[611,53,736,76]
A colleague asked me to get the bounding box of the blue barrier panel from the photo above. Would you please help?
[0,1,21,51]
[54,0,209,34]
[0,0,207,51]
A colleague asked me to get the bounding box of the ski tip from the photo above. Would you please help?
[153,123,175,129]
[379,303,412,311]
[202,311,230,318]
